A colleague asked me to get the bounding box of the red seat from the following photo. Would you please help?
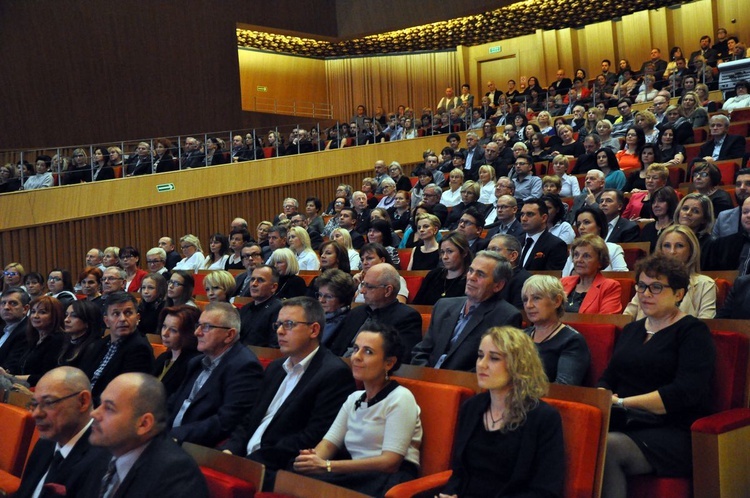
[565,322,617,387]
[200,466,256,498]
[402,275,424,304]
[729,108,750,122]
[727,121,749,137]
[693,127,707,143]
[715,160,738,186]
[684,144,702,164]
[397,248,412,270]
[0,404,35,495]
[263,147,274,158]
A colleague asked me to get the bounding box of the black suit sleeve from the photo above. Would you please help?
[620,221,641,243]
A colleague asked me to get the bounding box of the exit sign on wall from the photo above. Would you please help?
[489,46,501,54]
[257,86,268,92]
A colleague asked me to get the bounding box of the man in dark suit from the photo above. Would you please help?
[0,287,30,371]
[337,207,365,250]
[158,237,181,271]
[261,225,288,262]
[181,136,205,168]
[329,264,422,361]
[567,170,605,224]
[550,69,573,95]
[462,132,485,181]
[705,197,750,273]
[485,80,503,107]
[456,206,490,255]
[239,265,282,347]
[483,140,515,179]
[167,303,263,447]
[599,189,641,243]
[411,251,522,371]
[232,243,264,298]
[80,292,154,404]
[639,48,668,79]
[485,195,524,240]
[488,234,531,309]
[220,297,355,490]
[700,114,747,163]
[518,199,568,271]
[689,35,719,68]
[421,184,448,226]
[87,373,209,498]
[15,367,109,498]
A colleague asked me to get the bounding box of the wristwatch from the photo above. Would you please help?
[616,398,625,408]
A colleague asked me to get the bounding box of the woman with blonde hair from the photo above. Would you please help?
[268,248,308,300]
[674,192,714,269]
[202,270,237,303]
[536,110,554,136]
[331,228,361,270]
[102,247,121,269]
[407,213,441,271]
[549,155,581,197]
[174,234,205,272]
[477,165,496,204]
[438,326,564,496]
[2,262,24,292]
[288,226,320,271]
[440,169,464,207]
[635,110,659,144]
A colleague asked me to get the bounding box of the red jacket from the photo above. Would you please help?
[561,272,622,314]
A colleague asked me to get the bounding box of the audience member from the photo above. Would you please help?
[599,190,641,243]
[137,272,167,335]
[713,168,750,238]
[153,305,201,396]
[699,114,747,163]
[174,234,205,272]
[518,199,567,270]
[564,206,629,275]
[239,265,282,347]
[487,234,530,309]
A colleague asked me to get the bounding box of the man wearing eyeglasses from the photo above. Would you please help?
[239,265,282,347]
[611,98,636,138]
[512,154,542,201]
[232,244,264,298]
[485,195,524,240]
[15,366,110,498]
[221,297,354,491]
[714,168,750,238]
[328,263,422,362]
[144,247,169,275]
[167,302,263,447]
[455,206,489,254]
[98,267,126,312]
[699,114,747,164]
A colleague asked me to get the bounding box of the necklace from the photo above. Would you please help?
[441,271,461,297]
[485,407,502,430]
[531,322,563,344]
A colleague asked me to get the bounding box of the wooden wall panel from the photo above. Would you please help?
[582,21,617,80]
[715,0,749,39]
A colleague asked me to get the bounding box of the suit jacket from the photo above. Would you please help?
[500,265,531,309]
[518,231,568,271]
[167,342,263,447]
[485,219,524,240]
[153,349,201,397]
[429,203,448,226]
[329,300,422,362]
[349,229,365,250]
[606,216,640,243]
[220,347,355,470]
[0,317,29,371]
[698,134,747,161]
[566,191,602,224]
[551,78,573,94]
[165,250,181,271]
[181,151,206,168]
[411,295,522,371]
[463,146,486,181]
[713,206,740,238]
[232,270,252,297]
[561,273,623,314]
[717,275,750,319]
[81,332,155,404]
[704,231,745,271]
[14,426,109,498]
[83,434,209,498]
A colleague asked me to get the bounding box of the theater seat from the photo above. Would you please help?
[200,466,256,498]
[152,342,167,358]
[257,470,370,497]
[565,322,617,387]
[0,403,35,495]
[182,442,264,498]
[402,275,423,304]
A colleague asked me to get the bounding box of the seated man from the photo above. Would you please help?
[220,297,355,491]
[456,206,489,254]
[232,243,264,298]
[713,168,750,238]
[512,154,542,201]
[80,292,154,404]
[181,136,205,168]
[0,287,30,371]
[567,169,605,223]
[705,197,750,272]
[158,237,181,271]
[337,207,365,250]
[329,263,422,361]
[99,267,127,311]
[487,234,531,309]
[168,302,263,447]
[86,248,104,270]
[518,198,568,271]
[239,265,282,347]
[611,98,637,138]
[87,373,209,497]
[262,225,288,262]
[16,367,109,498]
[485,195,524,239]
[699,114,747,163]
[411,251,522,371]
[272,198,299,225]
[599,189,641,243]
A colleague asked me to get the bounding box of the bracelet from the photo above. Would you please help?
[326,460,332,473]
[616,398,625,408]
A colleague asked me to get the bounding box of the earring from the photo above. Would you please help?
[385,370,390,381]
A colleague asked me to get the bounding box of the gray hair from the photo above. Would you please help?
[424,183,442,196]
[474,250,512,284]
[204,302,241,343]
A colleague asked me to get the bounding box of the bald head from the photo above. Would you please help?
[32,367,93,445]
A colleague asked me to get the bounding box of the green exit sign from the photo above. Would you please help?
[156,183,175,192]
[489,46,502,54]
[257,86,268,92]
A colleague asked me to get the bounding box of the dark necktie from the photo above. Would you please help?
[44,451,64,484]
[522,237,534,265]
[99,458,118,498]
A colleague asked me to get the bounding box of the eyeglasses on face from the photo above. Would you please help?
[196,322,233,333]
[635,281,671,295]
[27,391,82,412]
[167,280,184,287]
[273,320,314,330]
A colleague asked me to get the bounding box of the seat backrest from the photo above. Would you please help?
[193,273,206,297]
[611,278,636,312]
[200,466,256,498]
[714,278,731,310]
[0,404,35,476]
[397,249,412,271]
[542,398,603,498]
[183,442,264,496]
[565,322,617,388]
[395,377,474,476]
[709,330,750,412]
[151,343,167,359]
[402,275,423,303]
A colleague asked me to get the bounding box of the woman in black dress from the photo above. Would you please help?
[412,232,471,306]
[599,254,715,498]
[153,305,201,396]
[407,213,441,271]
[59,300,103,369]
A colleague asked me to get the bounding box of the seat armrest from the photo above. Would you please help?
[691,408,750,435]
[692,409,750,498]
[384,470,452,498]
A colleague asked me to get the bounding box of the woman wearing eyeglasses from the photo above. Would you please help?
[46,269,77,310]
[314,269,357,349]
[599,253,715,498]
[166,270,196,308]
[174,234,205,273]
[119,246,148,293]
[690,162,734,217]
[2,262,24,292]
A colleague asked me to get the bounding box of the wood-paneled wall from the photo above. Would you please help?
[0,134,451,276]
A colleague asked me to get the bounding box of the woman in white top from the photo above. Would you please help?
[549,155,580,198]
[477,165,496,205]
[542,194,575,245]
[23,155,54,190]
[722,80,750,112]
[174,234,205,272]
[294,323,422,497]
[634,75,658,103]
[376,178,397,210]
[402,118,418,139]
[624,225,716,320]
[202,233,230,270]
[440,168,464,207]
[331,228,361,270]
[288,226,320,271]
[563,207,629,276]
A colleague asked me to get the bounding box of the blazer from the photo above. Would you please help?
[500,265,531,309]
[704,231,746,271]
[83,434,209,498]
[518,231,568,271]
[15,426,110,498]
[441,393,564,497]
[81,332,155,404]
[485,219,525,240]
[561,273,623,314]
[463,146,486,181]
[698,134,747,161]
[606,217,641,243]
[153,348,201,397]
[329,300,423,362]
[713,206,740,238]
[717,275,750,319]
[167,342,263,447]
[0,317,29,371]
[220,347,355,471]
[411,295,522,371]
[181,151,206,168]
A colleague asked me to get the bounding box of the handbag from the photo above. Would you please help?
[610,405,665,431]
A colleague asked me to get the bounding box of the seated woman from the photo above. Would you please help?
[535,110,555,136]
[268,248,308,300]
[549,155,581,197]
[596,147,627,191]
[24,272,46,301]
[388,162,413,192]
[376,177,398,210]
[166,270,196,308]
[625,225,716,320]
[119,246,148,292]
[315,269,357,349]
[438,326,565,497]
[622,164,669,221]
[407,213,441,271]
[174,234,205,272]
[599,254,715,498]
[153,305,201,396]
[691,162,734,217]
[657,125,686,166]
[0,163,22,193]
[92,147,116,181]
[412,232,471,306]
[137,272,168,335]
[78,266,104,305]
[323,198,348,237]
[46,269,77,310]
[663,105,694,145]
[522,275,592,385]
[564,207,629,275]
[542,193,575,244]
[256,220,273,248]
[550,124,585,159]
[102,246,120,270]
[639,186,679,252]
[152,138,177,174]
[561,234,623,314]
[306,241,352,297]
[3,262,24,291]
[477,165,496,205]
[294,322,422,497]
[387,190,411,232]
[445,181,481,230]
[331,228,361,270]
[440,169,464,208]
[353,243,408,304]
[674,192,715,270]
[634,75,658,103]
[398,204,433,250]
[679,91,708,128]
[367,219,401,268]
[528,132,552,163]
[202,270,236,303]
[597,119,622,153]
[0,296,64,387]
[202,233,230,270]
[616,127,645,172]
[635,110,659,144]
[205,137,228,166]
[695,83,718,112]
[59,300,103,369]
[624,144,661,192]
[23,155,54,190]
[288,226,320,271]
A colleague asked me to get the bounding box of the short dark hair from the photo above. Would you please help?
[522,198,548,217]
[118,246,140,260]
[305,196,322,211]
[575,206,608,238]
[635,253,690,295]
[229,229,251,243]
[315,269,357,304]
[462,206,485,229]
[253,264,280,284]
[270,225,288,238]
[49,268,75,292]
[446,133,461,143]
[736,168,750,182]
[2,286,30,305]
[358,319,403,373]
[601,188,625,207]
[104,291,138,313]
[282,297,325,334]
